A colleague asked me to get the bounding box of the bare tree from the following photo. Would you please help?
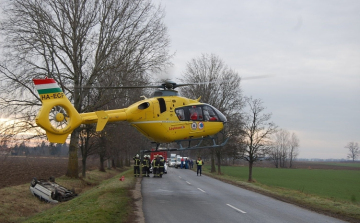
[289,132,299,168]
[345,142,359,161]
[268,129,299,168]
[0,0,171,177]
[273,129,289,168]
[179,53,244,174]
[241,97,277,182]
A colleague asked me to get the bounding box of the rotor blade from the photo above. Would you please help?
[79,85,163,89]
[176,75,273,86]
[76,75,273,90]
[242,75,274,80]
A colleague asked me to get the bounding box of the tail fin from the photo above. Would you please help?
[33,78,82,143]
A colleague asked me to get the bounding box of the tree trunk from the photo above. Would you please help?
[216,150,222,175]
[248,161,253,182]
[82,157,87,177]
[217,156,221,175]
[66,130,79,178]
[210,148,216,173]
[99,155,105,172]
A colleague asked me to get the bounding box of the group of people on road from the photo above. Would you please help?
[134,154,204,177]
[180,156,204,176]
[133,154,165,178]
[180,157,194,169]
[151,154,165,178]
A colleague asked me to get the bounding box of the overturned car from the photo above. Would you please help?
[29,177,77,203]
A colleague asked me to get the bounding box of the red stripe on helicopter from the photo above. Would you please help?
[33,78,56,85]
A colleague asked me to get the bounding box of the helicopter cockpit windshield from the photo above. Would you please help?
[175,104,227,122]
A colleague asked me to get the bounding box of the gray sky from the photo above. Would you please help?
[154,0,360,159]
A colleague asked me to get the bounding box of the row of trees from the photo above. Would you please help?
[0,0,171,177]
[0,0,301,182]
[9,141,69,156]
[267,129,299,168]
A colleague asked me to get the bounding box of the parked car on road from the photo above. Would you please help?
[168,158,176,167]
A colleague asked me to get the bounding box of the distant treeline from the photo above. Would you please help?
[10,141,69,157]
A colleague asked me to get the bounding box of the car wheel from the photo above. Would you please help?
[31,178,38,187]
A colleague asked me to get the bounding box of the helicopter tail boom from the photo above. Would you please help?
[33,78,83,143]
[33,78,128,143]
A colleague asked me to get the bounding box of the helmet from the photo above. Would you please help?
[159,155,163,157]
[136,154,139,158]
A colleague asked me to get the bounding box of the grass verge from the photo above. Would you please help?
[0,168,136,223]
[201,165,360,223]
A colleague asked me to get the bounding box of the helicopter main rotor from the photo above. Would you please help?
[78,75,271,90]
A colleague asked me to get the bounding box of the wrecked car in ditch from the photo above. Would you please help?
[29,177,77,203]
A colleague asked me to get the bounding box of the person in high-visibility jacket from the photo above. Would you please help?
[133,154,141,177]
[159,155,165,178]
[196,157,204,176]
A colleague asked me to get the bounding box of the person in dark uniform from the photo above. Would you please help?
[152,155,159,177]
[196,157,204,176]
[142,155,148,177]
[145,155,150,177]
[133,154,141,177]
[159,155,165,178]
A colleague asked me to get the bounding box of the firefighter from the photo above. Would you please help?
[133,154,141,177]
[145,155,151,177]
[142,155,150,177]
[152,155,159,177]
[159,155,165,178]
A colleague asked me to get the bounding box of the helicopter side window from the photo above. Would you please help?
[189,106,203,121]
[176,109,185,121]
[138,102,150,110]
[203,105,219,121]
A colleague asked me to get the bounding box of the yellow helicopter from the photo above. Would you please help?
[33,78,227,147]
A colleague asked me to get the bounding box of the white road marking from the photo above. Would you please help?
[197,188,206,193]
[186,181,191,185]
[226,204,247,214]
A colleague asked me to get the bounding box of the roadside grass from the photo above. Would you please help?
[202,165,360,222]
[23,168,135,223]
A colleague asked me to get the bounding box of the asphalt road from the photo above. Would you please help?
[142,167,346,223]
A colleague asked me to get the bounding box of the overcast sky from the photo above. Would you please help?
[153,0,360,159]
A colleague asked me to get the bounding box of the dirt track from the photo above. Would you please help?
[0,156,99,189]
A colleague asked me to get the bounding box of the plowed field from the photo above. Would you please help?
[0,156,99,189]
